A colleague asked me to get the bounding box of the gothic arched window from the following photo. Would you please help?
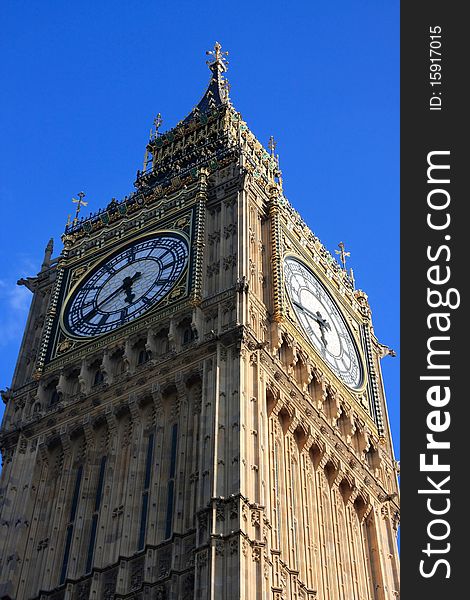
[165,423,178,539]
[93,369,104,386]
[138,349,150,365]
[50,389,61,406]
[86,455,107,573]
[138,432,154,550]
[182,328,193,345]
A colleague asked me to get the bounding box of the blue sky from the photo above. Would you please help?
[0,1,399,457]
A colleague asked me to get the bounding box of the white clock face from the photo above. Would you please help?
[284,256,362,389]
[62,232,189,338]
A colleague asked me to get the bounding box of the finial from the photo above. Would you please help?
[149,113,163,144]
[72,192,88,225]
[349,267,355,288]
[269,138,282,190]
[268,136,277,156]
[153,113,163,137]
[221,78,231,101]
[41,238,54,271]
[206,41,228,73]
[335,241,350,271]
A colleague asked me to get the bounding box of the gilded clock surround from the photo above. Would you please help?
[0,43,399,600]
[59,228,191,340]
[47,210,196,370]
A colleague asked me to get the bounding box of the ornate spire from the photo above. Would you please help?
[184,42,230,122]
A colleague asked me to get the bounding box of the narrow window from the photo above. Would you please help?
[291,458,299,565]
[165,424,178,539]
[274,441,282,549]
[86,456,107,573]
[93,369,104,386]
[138,433,154,550]
[138,349,150,365]
[50,389,61,405]
[60,464,83,584]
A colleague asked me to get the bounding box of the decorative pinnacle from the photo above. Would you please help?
[149,113,163,141]
[206,41,228,73]
[153,113,163,136]
[335,241,351,270]
[41,238,54,271]
[268,135,277,156]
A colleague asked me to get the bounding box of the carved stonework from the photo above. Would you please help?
[215,540,224,556]
[228,497,238,519]
[76,579,91,600]
[196,549,208,569]
[130,558,144,591]
[215,499,225,521]
[229,538,238,555]
[251,509,261,528]
[103,568,118,600]
[158,554,171,579]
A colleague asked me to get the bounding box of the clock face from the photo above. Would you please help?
[284,256,362,389]
[62,232,189,338]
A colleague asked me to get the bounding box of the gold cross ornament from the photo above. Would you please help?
[72,191,88,224]
[335,241,351,270]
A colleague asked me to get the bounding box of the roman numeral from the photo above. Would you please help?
[103,264,116,275]
[83,307,98,321]
[126,247,136,261]
[161,260,177,270]
[98,314,109,326]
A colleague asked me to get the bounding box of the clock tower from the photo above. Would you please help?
[0,44,399,600]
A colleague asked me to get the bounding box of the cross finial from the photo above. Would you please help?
[72,191,88,224]
[268,135,277,156]
[335,241,351,270]
[149,113,163,141]
[153,113,162,134]
[206,41,228,72]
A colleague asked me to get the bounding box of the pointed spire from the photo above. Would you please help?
[41,238,54,271]
[184,42,230,123]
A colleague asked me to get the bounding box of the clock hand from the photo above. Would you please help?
[292,301,321,323]
[293,301,331,347]
[83,272,143,320]
[122,271,142,304]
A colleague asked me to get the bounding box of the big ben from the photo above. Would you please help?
[0,44,399,599]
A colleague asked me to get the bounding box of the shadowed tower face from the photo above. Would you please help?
[0,43,399,600]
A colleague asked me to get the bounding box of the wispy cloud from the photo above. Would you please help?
[0,279,32,347]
